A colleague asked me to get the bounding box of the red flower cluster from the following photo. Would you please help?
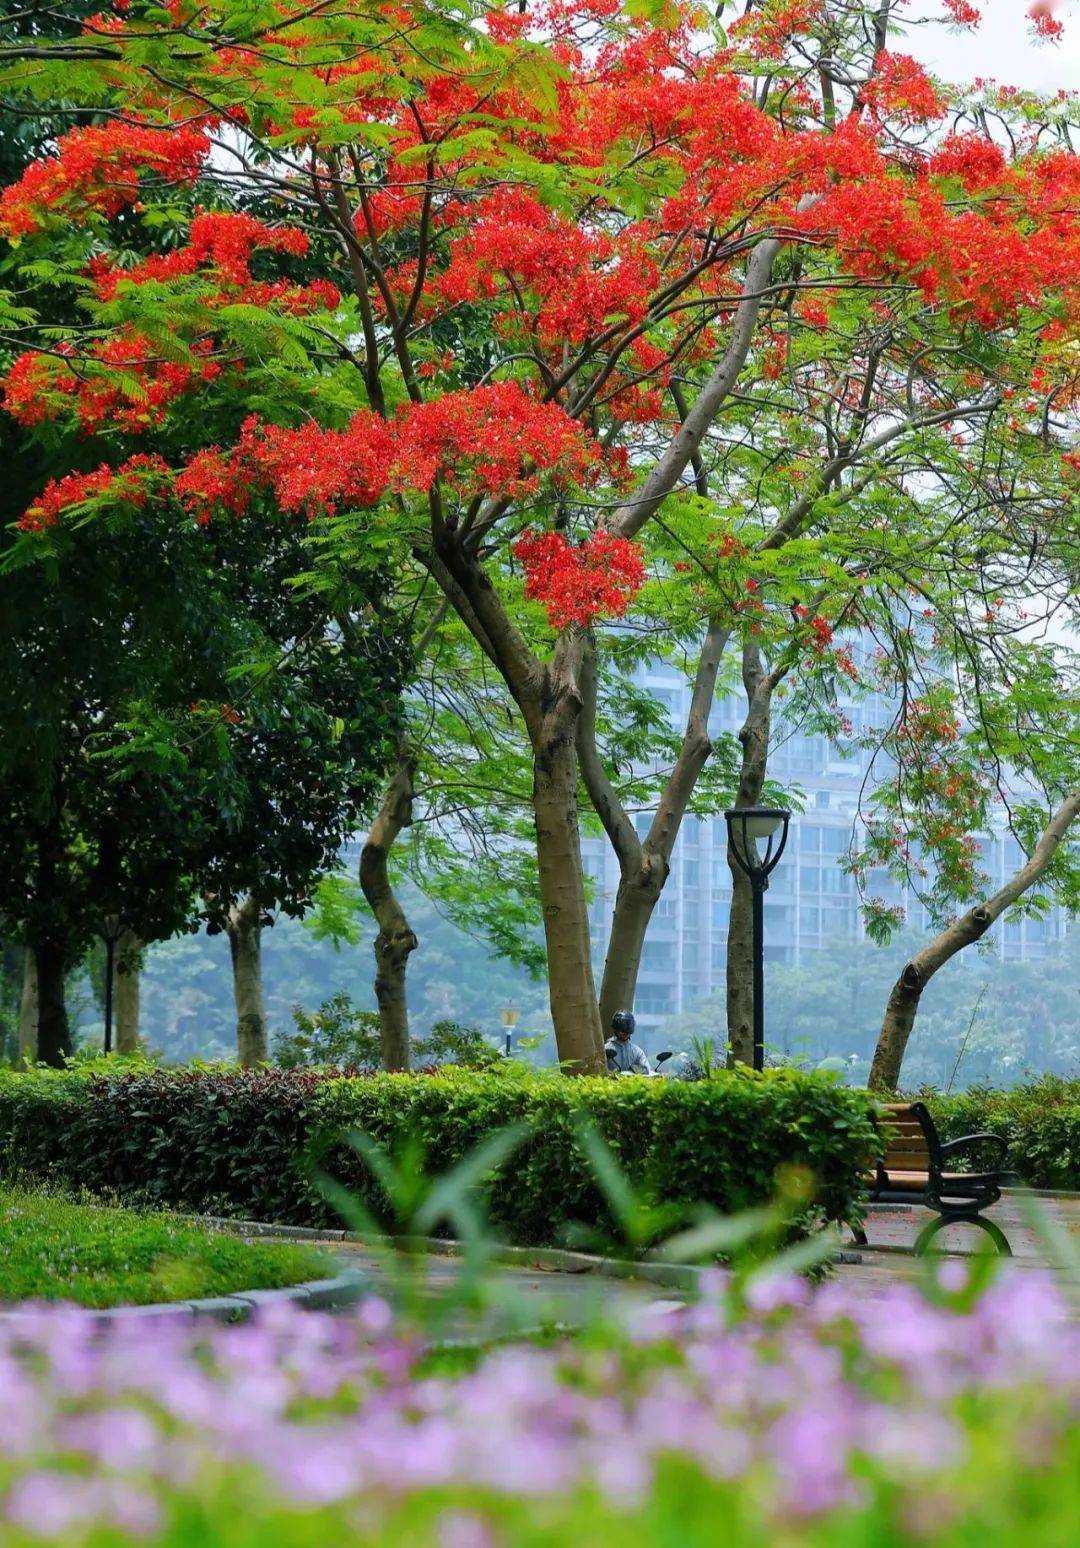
[399,383,598,497]
[93,211,304,290]
[154,386,597,523]
[941,0,981,25]
[3,336,222,435]
[809,614,833,652]
[433,190,658,348]
[1028,0,1065,37]
[928,134,1006,191]
[90,212,340,316]
[19,454,167,532]
[0,121,209,239]
[513,529,646,629]
[861,52,946,125]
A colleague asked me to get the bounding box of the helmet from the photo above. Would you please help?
[610,1009,636,1038]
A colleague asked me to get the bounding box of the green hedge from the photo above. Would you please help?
[0,1066,877,1246]
[921,1076,1080,1191]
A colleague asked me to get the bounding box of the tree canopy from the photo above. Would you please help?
[0,0,1077,1072]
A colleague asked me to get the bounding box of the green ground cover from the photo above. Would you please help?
[0,1184,331,1308]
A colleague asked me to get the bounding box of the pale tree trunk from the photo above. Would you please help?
[354,603,449,1073]
[34,938,71,1068]
[429,547,606,1072]
[227,895,268,1067]
[726,642,783,1066]
[114,931,142,1055]
[578,617,730,1030]
[17,949,37,1068]
[533,720,605,1069]
[869,790,1080,1091]
[359,750,416,1072]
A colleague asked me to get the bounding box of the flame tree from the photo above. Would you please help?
[1,0,1078,1069]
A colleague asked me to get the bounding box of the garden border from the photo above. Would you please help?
[0,1268,368,1327]
[188,1215,864,1288]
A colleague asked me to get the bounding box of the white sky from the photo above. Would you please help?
[907,3,1080,92]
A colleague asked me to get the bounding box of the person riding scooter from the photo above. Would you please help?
[605,1009,652,1076]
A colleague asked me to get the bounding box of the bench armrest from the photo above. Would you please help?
[938,1132,1008,1167]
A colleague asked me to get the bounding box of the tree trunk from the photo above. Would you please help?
[426,546,605,1073]
[359,752,417,1072]
[114,931,142,1055]
[726,869,756,1066]
[227,895,268,1067]
[34,938,71,1068]
[869,789,1080,1090]
[577,619,729,1031]
[598,866,667,1031]
[532,723,606,1072]
[17,949,37,1068]
[726,642,780,1066]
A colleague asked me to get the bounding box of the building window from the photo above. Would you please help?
[635,985,674,1017]
[641,940,676,974]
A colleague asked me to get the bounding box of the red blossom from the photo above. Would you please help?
[861,52,946,126]
[19,454,168,532]
[941,0,981,25]
[513,529,646,629]
[3,336,222,436]
[1028,0,1065,37]
[0,121,209,239]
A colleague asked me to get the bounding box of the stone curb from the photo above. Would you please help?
[0,1270,368,1327]
[187,1216,863,1288]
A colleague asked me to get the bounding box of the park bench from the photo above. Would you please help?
[851,1100,1012,1256]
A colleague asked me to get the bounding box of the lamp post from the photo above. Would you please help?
[724,808,791,1072]
[500,1003,520,1058]
[100,912,123,1056]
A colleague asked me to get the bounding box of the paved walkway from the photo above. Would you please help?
[854,1190,1080,1259]
[326,1242,686,1338]
[291,1192,1080,1334]
[832,1191,1080,1300]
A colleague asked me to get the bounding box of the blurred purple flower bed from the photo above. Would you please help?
[0,1268,1077,1546]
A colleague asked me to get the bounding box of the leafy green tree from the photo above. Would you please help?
[3,0,1079,1075]
[0,494,409,1064]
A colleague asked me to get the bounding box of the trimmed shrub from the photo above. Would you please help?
[0,1065,877,1245]
[920,1076,1080,1191]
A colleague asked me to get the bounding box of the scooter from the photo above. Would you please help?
[604,1047,705,1080]
[653,1050,705,1080]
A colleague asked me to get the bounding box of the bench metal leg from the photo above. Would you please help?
[915,1212,1012,1257]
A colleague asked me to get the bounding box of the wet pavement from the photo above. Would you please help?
[280,1191,1080,1333]
[852,1190,1080,1260]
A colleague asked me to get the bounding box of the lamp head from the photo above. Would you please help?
[724,807,791,882]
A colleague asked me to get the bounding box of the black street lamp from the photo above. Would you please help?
[100,912,123,1056]
[724,807,792,1072]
